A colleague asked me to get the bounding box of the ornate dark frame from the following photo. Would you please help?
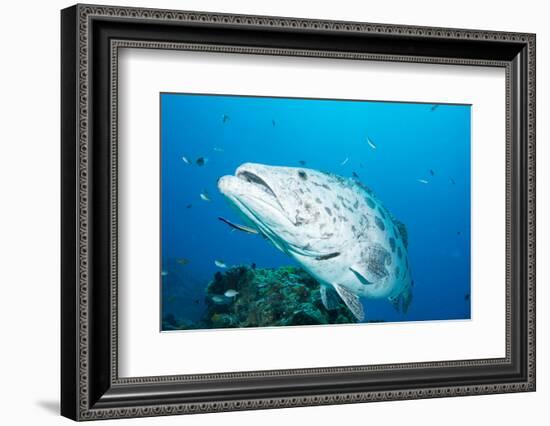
[61,3,536,421]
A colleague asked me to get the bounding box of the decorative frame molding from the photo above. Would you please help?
[61,4,535,421]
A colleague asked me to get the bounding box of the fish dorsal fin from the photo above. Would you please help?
[332,284,364,321]
[320,285,340,311]
[349,266,374,286]
[395,219,408,248]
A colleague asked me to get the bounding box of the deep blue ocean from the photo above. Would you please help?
[160,93,471,328]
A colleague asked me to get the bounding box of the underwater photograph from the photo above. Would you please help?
[160,93,471,331]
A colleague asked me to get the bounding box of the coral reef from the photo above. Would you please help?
[165,265,361,330]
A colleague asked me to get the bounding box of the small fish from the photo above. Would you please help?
[224,289,239,298]
[450,177,456,185]
[176,258,190,265]
[366,137,376,150]
[218,217,259,234]
[186,204,193,209]
[181,156,191,164]
[222,114,230,123]
[430,104,440,112]
[298,160,307,166]
[214,260,227,268]
[429,169,435,176]
[417,179,429,184]
[200,191,211,201]
[161,271,168,277]
[340,157,349,166]
[211,295,227,304]
[213,147,224,152]
[352,172,359,179]
[272,119,276,127]
[196,157,208,166]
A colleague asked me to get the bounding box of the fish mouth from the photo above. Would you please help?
[236,170,279,201]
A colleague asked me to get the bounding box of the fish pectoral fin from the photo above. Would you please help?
[349,266,375,286]
[333,284,364,321]
[320,285,341,311]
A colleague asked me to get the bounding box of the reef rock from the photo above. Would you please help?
[201,265,358,328]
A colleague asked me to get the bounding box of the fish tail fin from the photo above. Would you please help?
[401,283,413,314]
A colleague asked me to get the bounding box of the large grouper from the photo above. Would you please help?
[217,163,413,321]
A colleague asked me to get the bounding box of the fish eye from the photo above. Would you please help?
[298,170,307,180]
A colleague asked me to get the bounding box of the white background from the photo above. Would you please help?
[0,0,547,425]
[119,49,505,377]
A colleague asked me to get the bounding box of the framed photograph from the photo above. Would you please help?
[61,4,536,421]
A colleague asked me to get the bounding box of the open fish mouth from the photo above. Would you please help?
[236,170,278,201]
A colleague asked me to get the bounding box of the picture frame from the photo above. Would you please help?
[61,3,536,421]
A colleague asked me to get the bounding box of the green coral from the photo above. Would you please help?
[198,265,359,329]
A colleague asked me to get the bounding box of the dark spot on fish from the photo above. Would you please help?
[397,247,402,259]
[378,206,386,219]
[324,207,332,216]
[333,217,336,223]
[394,227,399,239]
[365,197,375,209]
[315,197,322,204]
[333,203,340,211]
[339,216,348,222]
[357,181,373,195]
[298,188,304,194]
[298,170,307,180]
[196,157,206,166]
[321,184,330,190]
[315,252,341,261]
[389,237,396,252]
[375,216,385,231]
[353,200,359,209]
[395,266,400,277]
[351,225,356,233]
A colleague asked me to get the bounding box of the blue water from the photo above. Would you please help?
[161,93,471,328]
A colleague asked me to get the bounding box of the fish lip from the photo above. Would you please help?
[233,164,286,212]
[235,170,278,200]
